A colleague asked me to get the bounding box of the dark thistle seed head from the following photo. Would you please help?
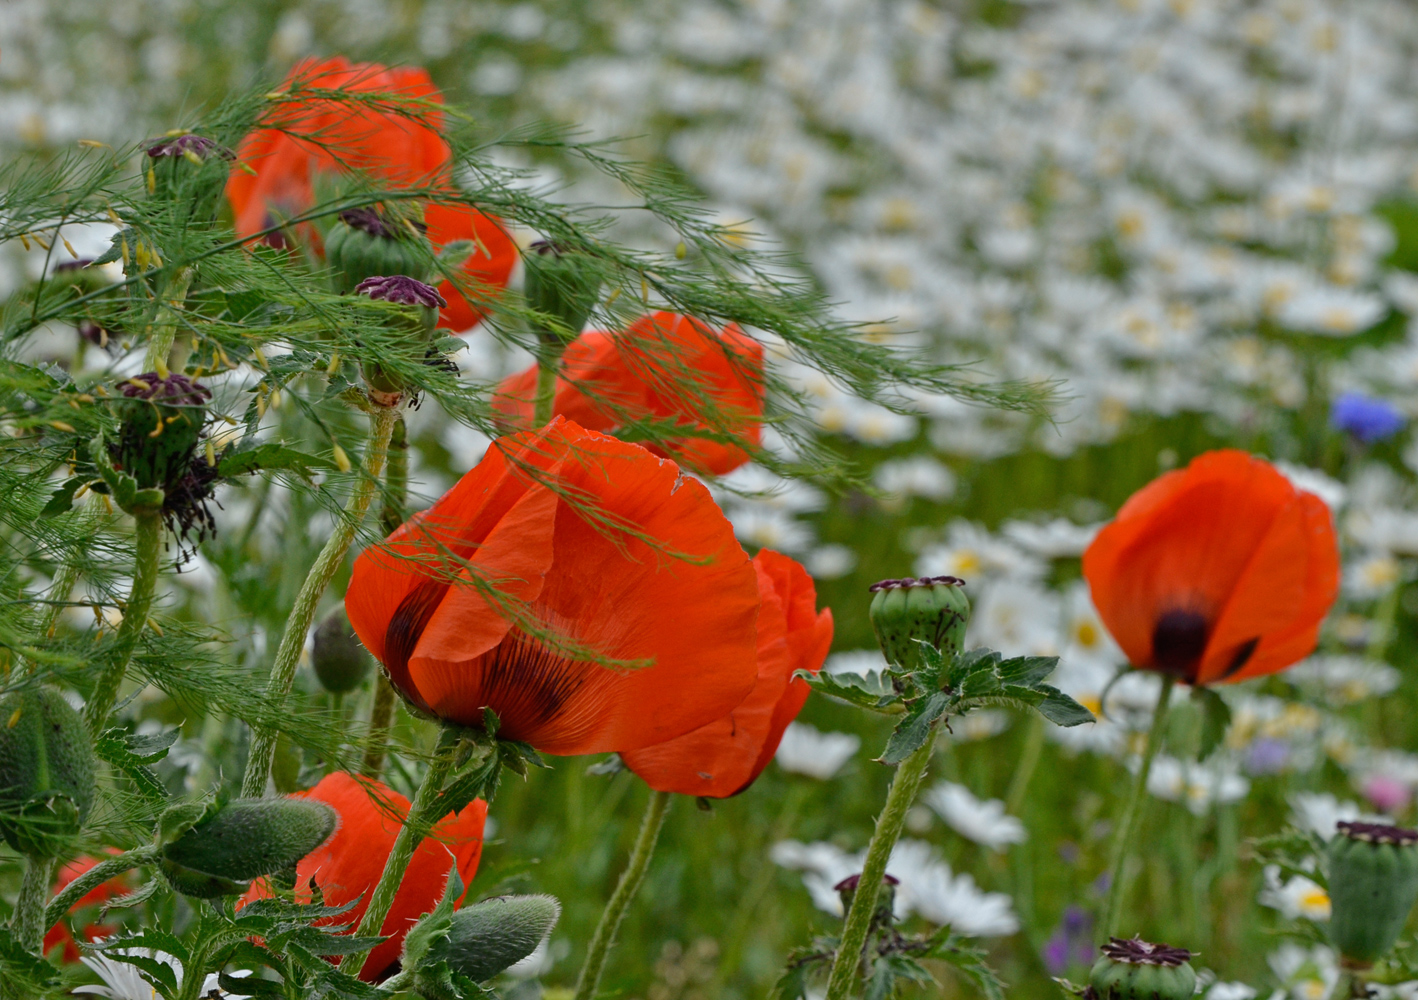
[1336,820,1418,846]
[354,275,447,309]
[144,134,231,161]
[1151,608,1209,677]
[1099,938,1193,968]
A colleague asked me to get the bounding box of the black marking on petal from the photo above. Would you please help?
[1218,637,1260,680]
[1151,608,1209,680]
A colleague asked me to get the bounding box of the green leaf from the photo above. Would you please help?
[930,933,1006,1000]
[880,690,950,765]
[1034,685,1096,727]
[40,477,84,517]
[125,727,181,762]
[1193,686,1232,761]
[0,924,60,990]
[217,441,331,478]
[958,664,1003,699]
[997,655,1059,689]
[947,649,1000,690]
[94,727,173,804]
[801,669,899,712]
[220,972,281,996]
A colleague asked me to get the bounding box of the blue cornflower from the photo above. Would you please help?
[1331,392,1405,443]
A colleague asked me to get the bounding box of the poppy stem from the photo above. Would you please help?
[240,402,400,798]
[361,676,396,779]
[85,507,164,731]
[11,856,53,953]
[534,335,564,427]
[823,736,935,1000]
[573,787,673,1000]
[344,725,466,977]
[142,265,193,376]
[1100,673,1175,940]
[362,414,408,781]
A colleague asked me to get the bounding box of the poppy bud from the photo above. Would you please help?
[1326,821,1418,967]
[114,372,211,492]
[1088,937,1197,1000]
[868,576,970,673]
[311,607,374,694]
[523,241,601,342]
[834,873,898,927]
[143,134,233,221]
[161,797,337,898]
[419,894,561,983]
[353,275,448,401]
[0,687,96,858]
[326,208,435,295]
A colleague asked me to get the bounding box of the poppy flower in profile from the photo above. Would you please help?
[345,416,761,755]
[1082,449,1340,685]
[239,771,486,982]
[43,851,131,963]
[225,56,517,332]
[491,311,765,475]
[621,549,833,798]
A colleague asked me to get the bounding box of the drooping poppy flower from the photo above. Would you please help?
[621,549,833,797]
[491,311,765,475]
[1082,449,1340,685]
[239,771,486,982]
[345,416,761,755]
[225,56,517,332]
[43,851,131,963]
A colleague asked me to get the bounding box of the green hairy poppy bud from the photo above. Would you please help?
[114,372,211,492]
[311,607,374,694]
[869,576,970,672]
[161,797,336,898]
[523,240,601,341]
[428,894,562,983]
[1326,820,1418,967]
[834,873,898,928]
[143,134,233,221]
[0,687,96,857]
[1088,937,1197,1000]
[325,208,435,295]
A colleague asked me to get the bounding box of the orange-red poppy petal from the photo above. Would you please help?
[425,203,519,333]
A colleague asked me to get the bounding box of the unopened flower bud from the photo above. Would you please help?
[0,687,96,857]
[1088,937,1197,1000]
[421,894,562,983]
[833,872,898,927]
[354,275,447,400]
[868,576,970,672]
[310,607,373,695]
[523,241,602,342]
[161,797,336,898]
[143,134,233,221]
[326,208,434,295]
[1327,820,1418,967]
[114,372,211,492]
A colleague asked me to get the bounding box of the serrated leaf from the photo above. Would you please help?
[126,727,181,762]
[801,669,899,712]
[221,971,280,996]
[947,648,1000,690]
[958,665,1003,698]
[997,655,1059,689]
[0,924,60,989]
[1193,686,1232,761]
[94,728,171,804]
[97,879,165,921]
[40,477,84,517]
[880,690,950,764]
[218,442,330,478]
[1034,685,1095,727]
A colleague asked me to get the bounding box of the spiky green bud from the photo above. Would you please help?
[1327,821,1418,967]
[161,797,336,898]
[326,208,434,295]
[1088,938,1197,1000]
[311,607,373,694]
[868,576,970,673]
[0,687,96,857]
[434,895,561,982]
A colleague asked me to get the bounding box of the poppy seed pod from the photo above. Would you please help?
[425,894,561,982]
[114,372,211,492]
[1326,821,1418,967]
[1088,937,1197,1000]
[868,576,970,673]
[161,798,337,898]
[311,606,374,694]
[353,274,448,400]
[144,133,233,221]
[325,208,434,295]
[0,687,96,858]
[523,241,602,341]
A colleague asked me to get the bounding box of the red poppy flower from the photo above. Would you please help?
[225,56,517,332]
[1082,449,1340,685]
[621,549,833,797]
[240,771,486,981]
[491,311,764,475]
[43,851,130,963]
[345,416,761,755]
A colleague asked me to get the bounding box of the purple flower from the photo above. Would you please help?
[353,275,447,309]
[145,134,231,161]
[1245,737,1291,775]
[1331,392,1405,443]
[1042,906,1095,974]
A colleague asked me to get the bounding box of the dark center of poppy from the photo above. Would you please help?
[1151,609,1208,678]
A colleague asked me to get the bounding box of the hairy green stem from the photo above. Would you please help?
[534,353,559,427]
[1101,674,1175,940]
[361,676,396,779]
[241,403,399,798]
[41,845,159,934]
[143,266,193,375]
[574,788,672,1000]
[12,856,53,954]
[379,416,408,536]
[85,508,164,730]
[344,726,464,977]
[824,738,934,1000]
